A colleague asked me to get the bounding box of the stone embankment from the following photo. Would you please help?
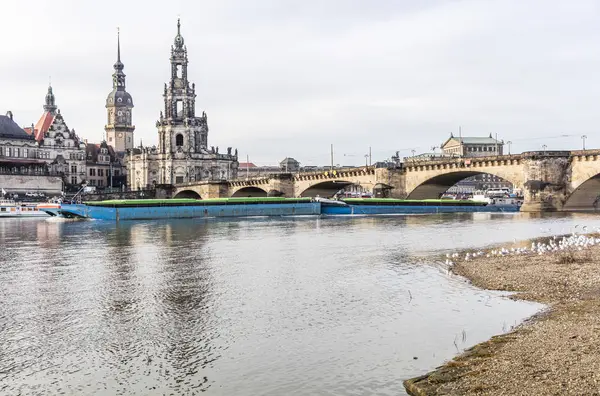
[404,232,600,396]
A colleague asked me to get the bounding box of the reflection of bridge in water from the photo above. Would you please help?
[163,150,600,212]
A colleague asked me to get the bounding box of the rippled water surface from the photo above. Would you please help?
[2,212,598,395]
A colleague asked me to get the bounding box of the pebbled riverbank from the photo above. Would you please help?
[404,233,600,395]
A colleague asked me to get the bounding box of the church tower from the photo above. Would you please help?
[157,19,208,155]
[105,29,135,153]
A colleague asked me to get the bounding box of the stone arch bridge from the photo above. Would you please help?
[161,150,600,212]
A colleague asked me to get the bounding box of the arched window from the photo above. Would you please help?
[176,134,184,147]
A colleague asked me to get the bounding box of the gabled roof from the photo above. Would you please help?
[30,111,56,142]
[0,114,35,140]
[238,162,257,168]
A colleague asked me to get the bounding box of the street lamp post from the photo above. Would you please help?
[506,141,512,155]
[582,135,587,151]
[411,149,416,160]
[364,154,369,167]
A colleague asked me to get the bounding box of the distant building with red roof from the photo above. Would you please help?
[19,86,88,186]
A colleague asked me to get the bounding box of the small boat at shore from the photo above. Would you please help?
[0,199,49,217]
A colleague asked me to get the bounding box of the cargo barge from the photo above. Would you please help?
[319,198,520,215]
[39,197,320,220]
[37,196,519,221]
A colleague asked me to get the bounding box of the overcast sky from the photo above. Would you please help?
[2,0,600,166]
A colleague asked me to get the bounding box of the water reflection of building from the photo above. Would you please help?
[36,220,61,248]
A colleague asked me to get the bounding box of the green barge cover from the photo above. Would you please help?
[84,197,313,208]
[340,198,486,206]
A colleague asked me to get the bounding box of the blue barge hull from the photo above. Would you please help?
[321,204,520,215]
[44,202,321,220]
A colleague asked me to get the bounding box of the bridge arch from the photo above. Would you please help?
[298,180,355,198]
[231,186,268,197]
[173,190,202,199]
[564,173,600,210]
[407,171,521,199]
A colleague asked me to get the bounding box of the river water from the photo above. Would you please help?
[2,212,599,395]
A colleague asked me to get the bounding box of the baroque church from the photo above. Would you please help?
[127,20,239,189]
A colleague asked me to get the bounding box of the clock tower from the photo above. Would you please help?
[105,29,135,153]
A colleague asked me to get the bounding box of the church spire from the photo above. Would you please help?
[43,83,57,115]
[117,27,121,63]
[174,18,185,49]
[112,28,125,89]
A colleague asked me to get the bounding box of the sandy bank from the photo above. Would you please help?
[404,234,600,395]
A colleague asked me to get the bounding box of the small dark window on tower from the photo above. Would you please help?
[176,64,182,78]
[176,100,183,117]
[176,134,184,147]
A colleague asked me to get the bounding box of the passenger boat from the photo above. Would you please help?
[471,191,522,211]
[0,199,49,217]
[319,198,521,215]
[37,197,321,220]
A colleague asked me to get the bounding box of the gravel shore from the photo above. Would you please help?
[404,234,600,396]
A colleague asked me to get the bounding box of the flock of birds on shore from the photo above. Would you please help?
[444,225,600,266]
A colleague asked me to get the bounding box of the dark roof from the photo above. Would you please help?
[0,114,35,140]
[85,141,119,164]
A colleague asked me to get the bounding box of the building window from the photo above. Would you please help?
[109,137,113,142]
[71,165,77,173]
[176,100,183,116]
[176,134,184,147]
[98,180,104,187]
[175,176,184,184]
[89,179,96,186]
[23,149,28,157]
[89,168,96,176]
[98,169,104,177]
[114,170,120,176]
[127,137,131,143]
[71,176,77,185]
[6,147,12,157]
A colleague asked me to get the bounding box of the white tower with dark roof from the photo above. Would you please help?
[105,29,135,153]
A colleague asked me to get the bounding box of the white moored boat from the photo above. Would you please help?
[0,199,49,217]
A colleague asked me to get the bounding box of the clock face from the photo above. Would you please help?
[118,133,123,138]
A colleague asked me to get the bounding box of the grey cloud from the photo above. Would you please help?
[2,0,600,166]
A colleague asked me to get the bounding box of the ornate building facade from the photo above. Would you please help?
[23,86,87,186]
[105,30,135,154]
[441,134,504,157]
[0,111,64,195]
[127,20,238,190]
